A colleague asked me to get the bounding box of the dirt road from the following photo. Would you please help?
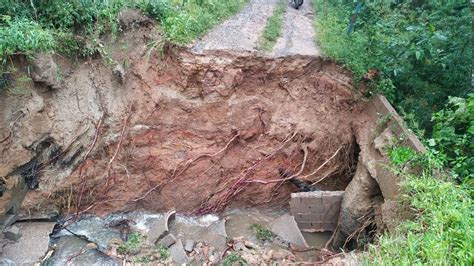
[192,0,319,57]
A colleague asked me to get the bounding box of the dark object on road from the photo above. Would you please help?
[289,0,304,10]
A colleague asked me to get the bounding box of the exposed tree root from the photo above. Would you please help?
[104,110,132,193]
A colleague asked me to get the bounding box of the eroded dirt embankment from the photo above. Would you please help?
[0,21,364,217]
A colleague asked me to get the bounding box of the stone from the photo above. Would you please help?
[158,233,176,248]
[184,239,195,252]
[243,240,258,250]
[209,254,218,263]
[29,54,61,89]
[1,222,55,264]
[0,175,28,230]
[46,236,118,265]
[270,214,308,247]
[113,64,125,84]
[234,242,247,251]
[147,210,176,245]
[3,225,21,241]
[66,216,121,253]
[168,239,189,264]
[0,214,18,231]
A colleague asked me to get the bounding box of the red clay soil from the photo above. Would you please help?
[2,24,365,217]
[69,51,363,215]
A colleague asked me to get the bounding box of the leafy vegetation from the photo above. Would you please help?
[250,224,275,241]
[259,0,286,51]
[140,0,248,45]
[134,256,153,263]
[311,1,473,264]
[155,244,170,260]
[0,0,248,63]
[117,232,143,255]
[367,148,474,265]
[429,94,474,183]
[311,0,471,130]
[222,252,248,266]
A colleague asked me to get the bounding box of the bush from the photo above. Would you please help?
[367,169,474,265]
[429,94,474,183]
[0,15,55,63]
[312,0,472,130]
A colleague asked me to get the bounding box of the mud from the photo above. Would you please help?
[0,12,368,223]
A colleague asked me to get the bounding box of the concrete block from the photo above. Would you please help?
[291,191,344,232]
[290,202,311,214]
[158,233,176,248]
[3,225,21,241]
[295,213,321,222]
[184,239,195,253]
[169,239,189,264]
[270,214,308,247]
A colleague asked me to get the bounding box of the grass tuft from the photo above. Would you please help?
[259,0,287,51]
[250,224,275,241]
[117,232,143,255]
[366,170,473,264]
[222,252,247,266]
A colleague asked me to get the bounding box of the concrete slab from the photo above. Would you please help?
[1,222,55,264]
[46,236,118,265]
[147,210,176,245]
[169,239,189,264]
[158,233,176,248]
[270,214,307,247]
[67,216,121,253]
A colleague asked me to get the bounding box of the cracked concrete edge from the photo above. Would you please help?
[147,209,176,245]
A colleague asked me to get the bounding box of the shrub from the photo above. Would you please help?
[0,15,55,63]
[311,0,471,130]
[430,94,474,183]
[367,169,474,265]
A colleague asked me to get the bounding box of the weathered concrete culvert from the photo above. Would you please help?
[1,47,364,218]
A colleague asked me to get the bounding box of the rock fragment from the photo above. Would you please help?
[3,225,21,241]
[168,239,189,264]
[30,54,62,89]
[158,233,176,248]
[184,239,195,252]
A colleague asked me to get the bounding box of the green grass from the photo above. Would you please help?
[259,0,287,51]
[134,256,153,263]
[250,224,275,241]
[117,232,143,255]
[0,0,249,63]
[155,244,170,260]
[222,252,248,266]
[151,0,249,45]
[366,170,473,265]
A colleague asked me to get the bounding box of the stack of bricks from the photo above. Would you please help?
[289,191,344,232]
